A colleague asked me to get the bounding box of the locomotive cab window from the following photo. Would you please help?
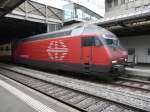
[95,37,102,46]
[82,37,94,46]
[81,37,102,46]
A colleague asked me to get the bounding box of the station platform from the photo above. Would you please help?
[0,74,79,112]
[125,65,150,78]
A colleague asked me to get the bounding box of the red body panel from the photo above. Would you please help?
[14,35,113,67]
[15,36,81,63]
[92,46,110,65]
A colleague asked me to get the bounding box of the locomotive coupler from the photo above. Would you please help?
[112,64,125,73]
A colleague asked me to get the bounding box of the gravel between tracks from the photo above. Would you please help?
[0,63,149,111]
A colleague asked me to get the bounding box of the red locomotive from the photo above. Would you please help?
[1,24,128,77]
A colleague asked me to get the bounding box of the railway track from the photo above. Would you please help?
[0,63,150,112]
[111,77,150,92]
[0,66,135,112]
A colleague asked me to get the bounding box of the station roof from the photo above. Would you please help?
[0,0,26,17]
[96,10,150,26]
[94,9,150,36]
[0,17,47,44]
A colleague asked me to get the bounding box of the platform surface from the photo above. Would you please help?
[125,65,150,77]
[0,85,36,112]
[0,74,79,112]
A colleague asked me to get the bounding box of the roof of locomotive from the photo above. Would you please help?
[20,23,116,42]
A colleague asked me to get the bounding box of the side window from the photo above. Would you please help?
[81,37,95,46]
[128,48,135,55]
[148,48,150,56]
[95,37,102,46]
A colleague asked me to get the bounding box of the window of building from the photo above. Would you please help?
[121,0,125,4]
[125,0,128,3]
[128,48,135,55]
[114,0,118,6]
[108,0,112,8]
[148,48,150,55]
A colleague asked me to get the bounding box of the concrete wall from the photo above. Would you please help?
[105,0,150,17]
[120,35,150,63]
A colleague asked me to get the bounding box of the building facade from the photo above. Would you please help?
[105,0,150,64]
[105,0,150,17]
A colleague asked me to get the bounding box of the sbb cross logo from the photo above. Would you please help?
[46,40,68,61]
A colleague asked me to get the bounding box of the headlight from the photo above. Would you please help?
[125,58,128,62]
[112,60,117,64]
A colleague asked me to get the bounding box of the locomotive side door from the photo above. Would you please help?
[81,37,94,71]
